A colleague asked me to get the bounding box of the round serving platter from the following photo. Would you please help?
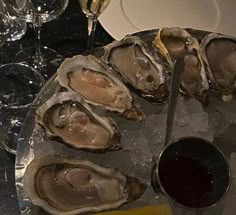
[15,29,236,215]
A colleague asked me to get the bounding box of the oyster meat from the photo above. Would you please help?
[153,27,209,103]
[103,36,168,103]
[57,55,144,121]
[201,33,236,101]
[23,155,146,215]
[180,52,209,103]
[36,92,121,151]
[153,27,199,68]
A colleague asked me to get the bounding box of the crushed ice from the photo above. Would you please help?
[122,94,236,174]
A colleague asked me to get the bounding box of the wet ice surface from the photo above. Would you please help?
[66,96,236,188]
[18,92,236,214]
[207,95,236,138]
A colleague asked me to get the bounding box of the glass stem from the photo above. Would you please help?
[87,16,98,50]
[33,15,43,68]
[1,0,10,17]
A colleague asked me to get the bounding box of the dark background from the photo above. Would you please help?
[0,0,113,214]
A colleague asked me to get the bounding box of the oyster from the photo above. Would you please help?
[103,36,168,103]
[180,51,209,103]
[153,27,199,68]
[36,92,121,151]
[23,155,146,215]
[57,55,144,121]
[201,33,236,101]
[153,27,209,103]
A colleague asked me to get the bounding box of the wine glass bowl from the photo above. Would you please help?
[78,0,111,50]
[0,11,9,47]
[0,0,10,47]
[16,0,69,23]
[9,0,69,79]
[0,0,27,42]
[0,2,46,155]
[0,63,44,155]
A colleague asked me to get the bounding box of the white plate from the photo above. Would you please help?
[99,0,236,40]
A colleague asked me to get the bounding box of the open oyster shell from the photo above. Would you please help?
[153,27,209,103]
[200,33,236,102]
[153,27,199,68]
[23,155,146,215]
[36,92,121,151]
[180,51,209,104]
[57,55,144,121]
[103,36,168,103]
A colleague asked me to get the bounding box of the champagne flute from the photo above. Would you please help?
[9,0,69,79]
[78,0,111,50]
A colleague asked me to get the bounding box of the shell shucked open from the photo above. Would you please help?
[153,27,209,103]
[201,33,236,102]
[57,55,144,121]
[180,51,209,104]
[103,36,168,103]
[153,27,199,68]
[23,156,146,215]
[36,92,121,151]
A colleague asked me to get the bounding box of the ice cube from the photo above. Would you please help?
[174,96,190,126]
[189,112,209,133]
[224,112,236,125]
[212,96,236,126]
[129,144,142,165]
[186,98,203,113]
[217,96,236,113]
[121,129,138,151]
[135,94,164,115]
[209,111,230,137]
[200,126,214,142]
[138,132,153,163]
[145,113,164,128]
[172,124,196,140]
[130,133,153,165]
[144,113,166,158]
[130,163,153,182]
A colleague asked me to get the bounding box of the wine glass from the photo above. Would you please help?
[0,63,44,155]
[0,0,27,42]
[8,0,69,79]
[78,0,111,50]
[0,0,10,47]
[0,12,9,47]
[0,9,44,155]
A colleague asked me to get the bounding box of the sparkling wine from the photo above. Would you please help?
[79,0,110,17]
[159,157,214,208]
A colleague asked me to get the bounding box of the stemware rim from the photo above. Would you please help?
[0,62,44,109]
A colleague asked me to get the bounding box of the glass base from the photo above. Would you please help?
[15,46,64,80]
[0,63,44,155]
[0,108,28,155]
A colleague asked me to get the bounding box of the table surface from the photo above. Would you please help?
[0,1,113,214]
[2,1,236,215]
